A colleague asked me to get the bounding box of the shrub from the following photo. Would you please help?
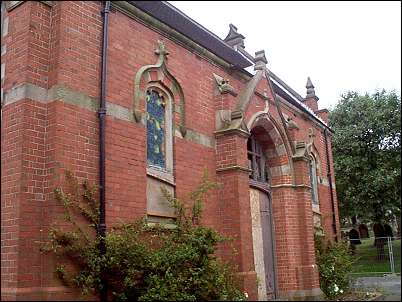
[314,235,355,299]
[41,171,246,301]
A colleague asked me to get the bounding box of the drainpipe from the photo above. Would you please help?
[324,128,338,242]
[99,1,110,301]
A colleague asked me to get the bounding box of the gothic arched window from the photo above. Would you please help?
[309,155,319,208]
[147,89,167,169]
[146,87,174,175]
[145,86,175,220]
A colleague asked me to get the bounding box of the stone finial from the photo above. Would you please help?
[224,24,245,49]
[254,50,267,71]
[306,77,316,98]
[304,77,319,111]
[155,40,169,58]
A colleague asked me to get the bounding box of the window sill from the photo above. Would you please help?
[146,222,177,229]
[147,211,176,219]
[146,213,177,229]
[147,167,175,186]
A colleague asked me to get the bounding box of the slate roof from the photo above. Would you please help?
[129,1,330,129]
[129,1,252,69]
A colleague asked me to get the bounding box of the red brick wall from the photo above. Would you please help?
[2,2,53,300]
[1,100,24,301]
[1,1,339,300]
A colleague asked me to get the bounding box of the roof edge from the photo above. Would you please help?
[128,1,253,68]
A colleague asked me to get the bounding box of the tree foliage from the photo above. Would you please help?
[41,171,246,301]
[314,235,354,299]
[329,90,401,223]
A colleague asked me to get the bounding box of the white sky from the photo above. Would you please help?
[169,1,401,110]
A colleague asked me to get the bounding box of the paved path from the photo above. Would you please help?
[351,275,401,301]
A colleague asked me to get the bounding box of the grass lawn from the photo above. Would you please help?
[350,238,401,276]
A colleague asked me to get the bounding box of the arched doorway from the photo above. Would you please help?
[248,126,277,300]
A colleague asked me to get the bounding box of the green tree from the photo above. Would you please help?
[329,90,401,224]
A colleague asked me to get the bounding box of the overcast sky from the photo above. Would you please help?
[169,1,401,110]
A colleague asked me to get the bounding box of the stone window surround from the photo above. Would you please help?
[309,154,320,213]
[145,83,176,222]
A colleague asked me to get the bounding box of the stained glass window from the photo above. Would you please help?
[309,156,319,205]
[147,89,166,169]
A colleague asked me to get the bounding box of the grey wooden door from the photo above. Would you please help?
[259,191,277,299]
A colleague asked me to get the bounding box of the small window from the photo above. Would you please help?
[247,135,269,183]
[146,87,175,220]
[309,155,319,206]
[146,89,166,170]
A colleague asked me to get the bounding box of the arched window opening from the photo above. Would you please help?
[145,86,175,221]
[309,155,319,208]
[146,89,167,170]
[247,135,269,183]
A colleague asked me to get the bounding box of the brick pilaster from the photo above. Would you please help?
[215,131,258,300]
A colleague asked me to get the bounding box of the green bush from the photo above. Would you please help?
[314,235,354,299]
[41,171,246,301]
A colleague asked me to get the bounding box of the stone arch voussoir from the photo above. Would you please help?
[247,112,294,182]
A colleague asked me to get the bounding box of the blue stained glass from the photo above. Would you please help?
[147,90,166,169]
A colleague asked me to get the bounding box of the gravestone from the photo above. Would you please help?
[358,224,370,239]
[348,228,361,255]
[384,223,394,241]
[373,223,386,260]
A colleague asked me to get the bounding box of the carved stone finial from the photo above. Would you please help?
[154,40,169,58]
[224,24,245,49]
[306,77,315,97]
[254,50,267,71]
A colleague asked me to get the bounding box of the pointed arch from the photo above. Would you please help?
[133,40,186,137]
[307,142,322,177]
[247,112,295,184]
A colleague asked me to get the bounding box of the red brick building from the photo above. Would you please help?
[1,1,340,300]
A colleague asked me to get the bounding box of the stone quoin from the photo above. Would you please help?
[1,1,340,301]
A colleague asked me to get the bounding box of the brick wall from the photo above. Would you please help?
[1,1,339,300]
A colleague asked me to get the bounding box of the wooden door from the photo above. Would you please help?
[259,191,277,300]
